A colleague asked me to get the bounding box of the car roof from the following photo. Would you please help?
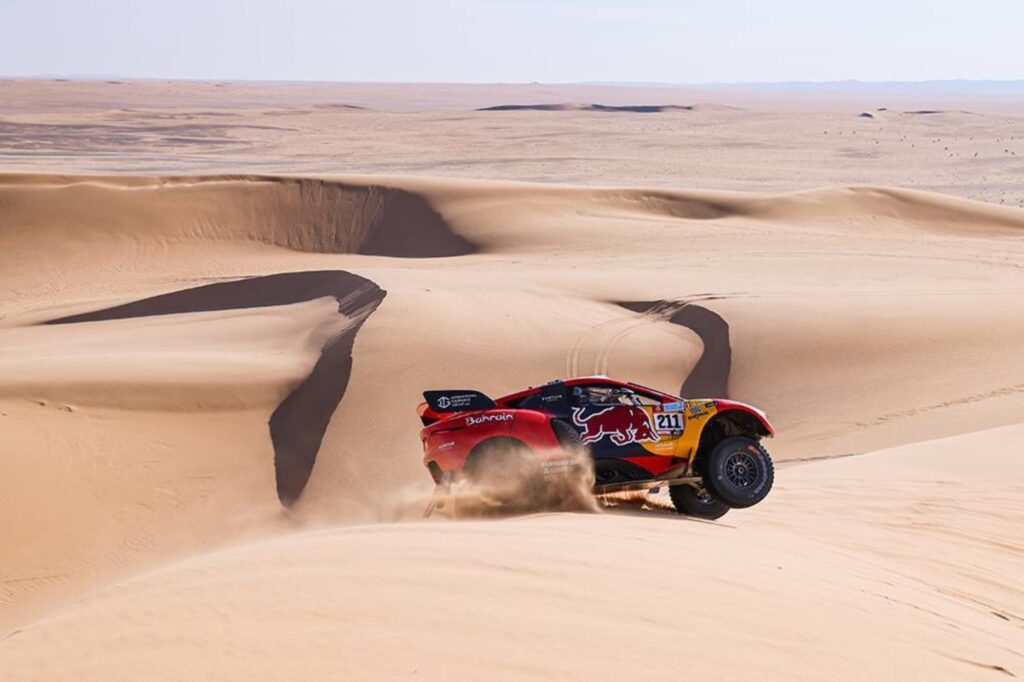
[496,376,678,403]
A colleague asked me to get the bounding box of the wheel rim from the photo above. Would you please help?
[725,451,759,488]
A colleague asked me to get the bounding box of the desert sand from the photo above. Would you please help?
[1,80,1022,680]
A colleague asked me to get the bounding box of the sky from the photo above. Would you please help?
[1,0,1023,83]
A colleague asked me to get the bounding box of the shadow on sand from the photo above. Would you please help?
[45,270,386,506]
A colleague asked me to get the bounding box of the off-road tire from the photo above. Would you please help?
[701,436,774,508]
[550,419,585,453]
[463,437,540,496]
[669,484,730,520]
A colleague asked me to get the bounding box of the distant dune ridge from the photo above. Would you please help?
[2,80,1022,209]
[2,166,1024,681]
[477,102,744,112]
[478,103,698,112]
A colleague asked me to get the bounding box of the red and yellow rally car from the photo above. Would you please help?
[418,376,775,519]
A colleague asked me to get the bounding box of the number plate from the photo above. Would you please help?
[653,412,683,434]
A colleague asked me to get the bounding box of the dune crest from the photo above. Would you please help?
[3,175,1023,284]
[594,185,1024,235]
[619,301,732,398]
[0,174,475,259]
[45,270,387,506]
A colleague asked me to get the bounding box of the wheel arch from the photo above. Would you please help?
[691,408,772,474]
[711,400,774,436]
[508,409,565,452]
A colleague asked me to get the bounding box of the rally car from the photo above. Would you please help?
[417,376,775,519]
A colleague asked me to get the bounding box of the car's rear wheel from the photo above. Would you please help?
[545,419,596,511]
[550,419,584,453]
[701,436,774,508]
[669,484,730,520]
[463,437,541,499]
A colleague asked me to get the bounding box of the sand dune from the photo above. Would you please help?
[2,169,1023,643]
[3,80,1023,208]
[5,176,1020,277]
[619,301,732,397]
[44,270,386,505]
[2,72,1024,682]
[2,425,1020,681]
[0,175,473,261]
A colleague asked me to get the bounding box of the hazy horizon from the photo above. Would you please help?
[2,1,1022,83]
[6,76,1024,94]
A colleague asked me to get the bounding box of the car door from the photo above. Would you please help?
[568,384,665,459]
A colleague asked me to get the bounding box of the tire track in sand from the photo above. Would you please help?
[566,295,733,399]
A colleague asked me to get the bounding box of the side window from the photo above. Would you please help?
[571,386,602,407]
[631,391,662,406]
[510,382,570,414]
[571,385,634,407]
[514,393,544,410]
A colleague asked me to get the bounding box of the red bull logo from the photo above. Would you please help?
[571,406,659,445]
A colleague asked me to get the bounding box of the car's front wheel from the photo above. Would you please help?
[701,436,774,508]
[669,484,730,520]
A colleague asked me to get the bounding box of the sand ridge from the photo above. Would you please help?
[44,270,387,505]
[1,81,1024,680]
[3,170,1024,634]
[2,425,1021,681]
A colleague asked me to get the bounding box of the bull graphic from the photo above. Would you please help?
[571,406,660,445]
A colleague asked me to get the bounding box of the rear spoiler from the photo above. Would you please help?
[423,390,495,412]
[419,389,496,427]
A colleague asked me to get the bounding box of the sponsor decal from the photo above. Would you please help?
[662,401,685,412]
[688,401,714,419]
[541,457,586,475]
[465,413,513,427]
[438,393,482,410]
[571,406,659,445]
